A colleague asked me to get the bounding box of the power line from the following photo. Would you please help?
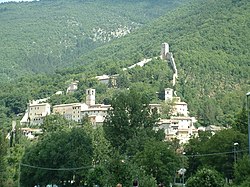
[20,163,93,171]
[184,149,247,158]
[20,150,248,171]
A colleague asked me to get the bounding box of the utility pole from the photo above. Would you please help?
[247,92,250,159]
[233,142,239,164]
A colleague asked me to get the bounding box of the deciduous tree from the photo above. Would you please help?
[186,168,225,187]
[21,127,93,186]
[103,88,162,155]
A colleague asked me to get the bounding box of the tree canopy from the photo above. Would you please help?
[186,168,225,187]
[20,127,93,186]
[103,88,163,155]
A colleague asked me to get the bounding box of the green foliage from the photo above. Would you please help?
[83,122,111,166]
[1,0,250,185]
[41,114,75,133]
[0,130,8,186]
[103,88,162,154]
[5,144,25,187]
[232,106,248,134]
[185,129,248,179]
[236,177,250,187]
[186,168,225,187]
[102,150,157,187]
[160,100,174,119]
[234,155,250,185]
[0,0,185,81]
[0,0,248,129]
[20,127,93,186]
[69,0,250,126]
[184,131,213,177]
[134,140,180,185]
[200,129,247,179]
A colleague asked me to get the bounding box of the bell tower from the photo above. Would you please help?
[86,88,95,106]
[165,88,173,102]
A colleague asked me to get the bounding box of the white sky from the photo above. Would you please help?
[0,0,36,3]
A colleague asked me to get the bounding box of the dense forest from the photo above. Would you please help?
[63,0,250,126]
[0,0,186,81]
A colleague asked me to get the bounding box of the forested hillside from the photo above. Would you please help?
[0,0,249,128]
[0,0,186,81]
[0,0,249,185]
[64,0,250,126]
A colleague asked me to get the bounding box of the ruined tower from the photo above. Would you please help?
[161,43,169,60]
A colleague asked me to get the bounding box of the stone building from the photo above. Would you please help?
[20,100,51,125]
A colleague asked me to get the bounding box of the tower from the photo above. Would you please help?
[165,88,173,102]
[86,88,95,106]
[161,43,169,59]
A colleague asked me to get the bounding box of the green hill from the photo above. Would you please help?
[0,0,186,81]
[62,0,250,126]
[0,0,249,128]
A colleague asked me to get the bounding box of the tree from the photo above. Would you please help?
[232,107,248,134]
[160,100,174,119]
[20,127,93,186]
[134,140,180,185]
[200,129,247,179]
[185,129,248,179]
[41,114,74,133]
[184,131,213,176]
[0,130,7,186]
[103,150,158,187]
[186,168,225,187]
[234,155,250,185]
[116,72,130,88]
[83,122,111,166]
[103,88,162,155]
[4,94,27,115]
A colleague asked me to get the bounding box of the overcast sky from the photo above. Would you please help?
[0,0,37,3]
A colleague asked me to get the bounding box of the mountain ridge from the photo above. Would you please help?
[0,0,249,128]
[61,0,249,125]
[0,0,187,81]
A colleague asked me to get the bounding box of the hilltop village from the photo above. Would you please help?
[20,43,223,144]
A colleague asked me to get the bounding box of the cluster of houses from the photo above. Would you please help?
[20,86,213,144]
[19,43,224,144]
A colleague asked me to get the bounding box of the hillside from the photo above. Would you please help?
[0,0,249,128]
[62,0,250,125]
[0,0,186,81]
